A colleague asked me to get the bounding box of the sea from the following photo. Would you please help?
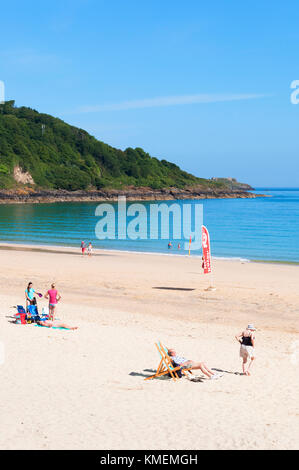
[0,188,298,263]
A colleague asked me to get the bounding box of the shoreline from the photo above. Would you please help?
[0,241,298,266]
[0,188,266,204]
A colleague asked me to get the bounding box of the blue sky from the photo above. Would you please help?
[1,0,299,187]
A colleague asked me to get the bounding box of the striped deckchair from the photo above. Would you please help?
[145,341,192,382]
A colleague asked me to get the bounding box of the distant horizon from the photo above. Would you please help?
[253,187,299,189]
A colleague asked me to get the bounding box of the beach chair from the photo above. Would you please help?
[14,305,27,324]
[144,341,192,382]
[26,305,40,322]
[16,305,26,314]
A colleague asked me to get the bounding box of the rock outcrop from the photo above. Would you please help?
[0,186,265,204]
[13,166,35,185]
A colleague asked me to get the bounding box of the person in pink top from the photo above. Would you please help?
[44,283,61,321]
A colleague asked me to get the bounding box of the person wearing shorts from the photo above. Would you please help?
[81,241,86,255]
[25,281,37,308]
[167,348,223,380]
[235,324,256,375]
[44,283,61,321]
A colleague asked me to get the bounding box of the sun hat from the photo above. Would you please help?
[247,324,256,331]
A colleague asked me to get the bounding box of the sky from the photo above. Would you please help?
[1,0,299,187]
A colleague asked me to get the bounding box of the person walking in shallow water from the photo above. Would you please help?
[235,324,256,375]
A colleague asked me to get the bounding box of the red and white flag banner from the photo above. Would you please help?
[202,225,212,274]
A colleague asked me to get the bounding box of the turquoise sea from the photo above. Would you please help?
[0,188,298,263]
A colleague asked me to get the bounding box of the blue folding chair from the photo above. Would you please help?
[27,304,40,322]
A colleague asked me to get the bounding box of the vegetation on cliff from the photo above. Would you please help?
[0,101,247,193]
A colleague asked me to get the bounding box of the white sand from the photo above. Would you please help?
[0,244,298,450]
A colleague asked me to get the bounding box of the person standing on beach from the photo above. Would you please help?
[25,282,37,308]
[81,241,86,255]
[44,283,61,321]
[87,242,92,257]
[235,324,256,375]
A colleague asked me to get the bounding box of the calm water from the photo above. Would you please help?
[0,189,298,262]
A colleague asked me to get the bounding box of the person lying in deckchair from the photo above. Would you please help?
[167,348,223,380]
[37,320,78,330]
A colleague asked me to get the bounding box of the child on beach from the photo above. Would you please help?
[235,324,256,375]
[44,283,61,321]
[87,242,92,257]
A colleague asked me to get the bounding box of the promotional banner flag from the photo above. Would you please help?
[202,225,212,274]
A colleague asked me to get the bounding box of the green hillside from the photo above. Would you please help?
[0,101,224,191]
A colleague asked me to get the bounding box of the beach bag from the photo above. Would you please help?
[15,313,27,324]
[15,305,27,324]
[41,306,49,321]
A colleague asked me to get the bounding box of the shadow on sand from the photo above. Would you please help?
[212,368,243,376]
[129,369,171,380]
[130,369,205,382]
[153,287,195,291]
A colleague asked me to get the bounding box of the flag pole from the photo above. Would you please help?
[206,237,216,291]
[202,225,216,291]
[207,270,216,291]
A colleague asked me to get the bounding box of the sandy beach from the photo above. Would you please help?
[0,244,298,450]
